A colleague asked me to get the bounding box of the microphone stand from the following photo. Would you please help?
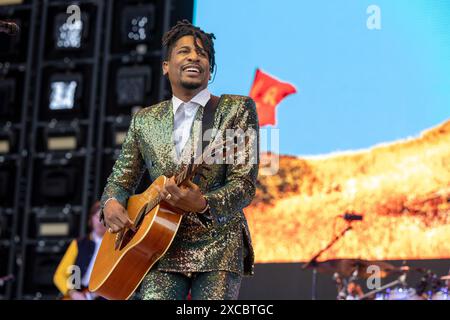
[302,222,353,300]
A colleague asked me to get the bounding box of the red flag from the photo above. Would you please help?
[249,69,297,127]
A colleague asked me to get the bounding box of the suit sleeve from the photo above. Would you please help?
[100,111,146,208]
[203,97,259,225]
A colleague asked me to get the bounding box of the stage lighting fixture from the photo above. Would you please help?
[121,4,155,45]
[53,12,89,50]
[50,82,77,110]
[0,18,22,59]
[26,243,65,291]
[48,73,82,112]
[39,167,76,200]
[116,65,152,107]
[0,78,16,119]
[44,121,81,151]
[33,157,82,206]
[37,219,69,238]
[0,124,16,154]
[0,170,9,204]
[0,211,11,240]
[0,244,8,278]
[0,162,14,207]
[0,138,9,154]
[32,207,76,238]
[46,135,77,151]
[0,215,6,240]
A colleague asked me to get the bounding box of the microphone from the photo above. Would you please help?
[343,212,363,221]
[0,20,20,36]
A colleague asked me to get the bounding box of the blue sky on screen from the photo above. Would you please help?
[194,0,450,155]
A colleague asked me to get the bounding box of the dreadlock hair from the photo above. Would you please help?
[162,20,216,74]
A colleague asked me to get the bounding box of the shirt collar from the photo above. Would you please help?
[172,88,211,114]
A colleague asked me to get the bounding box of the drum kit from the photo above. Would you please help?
[304,259,450,300]
[303,215,450,300]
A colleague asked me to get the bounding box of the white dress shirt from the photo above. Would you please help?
[172,88,211,158]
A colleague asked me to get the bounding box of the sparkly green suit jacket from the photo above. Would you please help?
[101,94,259,276]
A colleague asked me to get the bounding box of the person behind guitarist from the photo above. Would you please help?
[53,201,106,300]
[100,20,259,300]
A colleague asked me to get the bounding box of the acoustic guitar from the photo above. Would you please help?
[89,136,243,300]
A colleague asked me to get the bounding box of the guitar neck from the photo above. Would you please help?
[174,162,201,186]
[143,134,241,215]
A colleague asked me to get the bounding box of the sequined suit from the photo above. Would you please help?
[101,95,259,283]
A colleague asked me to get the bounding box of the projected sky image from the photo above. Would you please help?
[194,0,450,263]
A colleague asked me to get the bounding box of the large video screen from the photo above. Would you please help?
[195,0,450,263]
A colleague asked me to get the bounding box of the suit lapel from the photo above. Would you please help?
[146,100,179,176]
[145,97,225,177]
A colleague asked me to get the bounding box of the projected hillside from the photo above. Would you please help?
[246,120,450,263]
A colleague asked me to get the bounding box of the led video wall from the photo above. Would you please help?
[195,0,450,262]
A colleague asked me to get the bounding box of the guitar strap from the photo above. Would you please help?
[201,94,221,153]
[192,94,222,185]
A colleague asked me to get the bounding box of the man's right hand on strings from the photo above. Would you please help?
[103,199,133,233]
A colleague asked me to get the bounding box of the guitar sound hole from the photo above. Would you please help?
[117,204,149,250]
[133,205,149,230]
[119,229,135,250]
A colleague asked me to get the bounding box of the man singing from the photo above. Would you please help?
[100,20,259,300]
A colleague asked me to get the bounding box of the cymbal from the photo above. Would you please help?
[441,275,450,280]
[304,259,397,279]
[395,266,428,273]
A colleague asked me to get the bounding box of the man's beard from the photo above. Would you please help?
[180,79,203,90]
